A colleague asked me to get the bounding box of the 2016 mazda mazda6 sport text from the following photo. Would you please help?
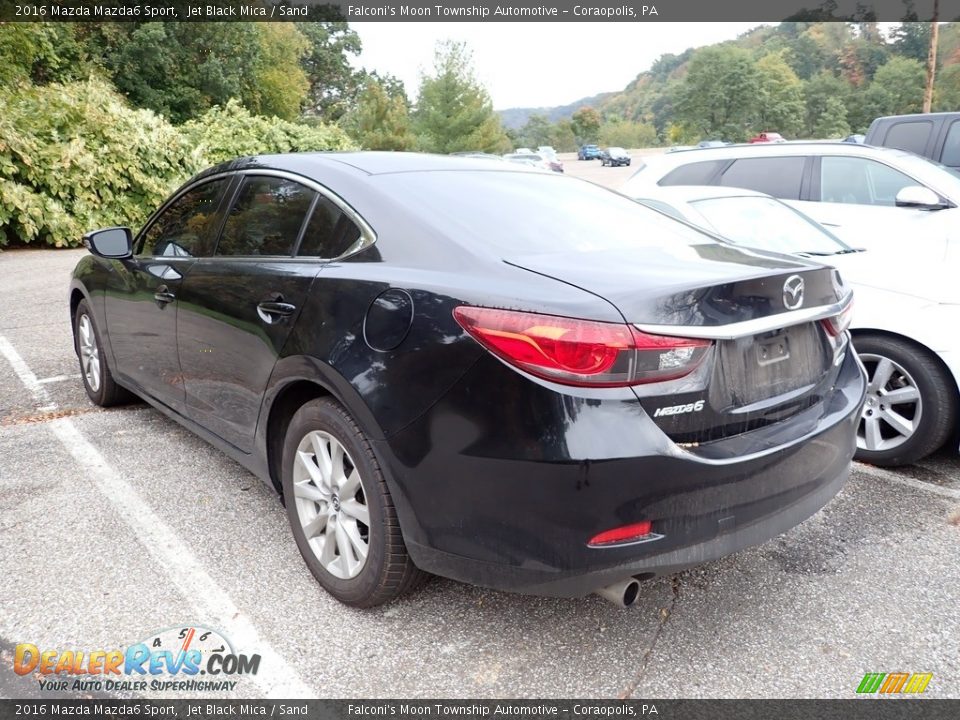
[69,152,866,607]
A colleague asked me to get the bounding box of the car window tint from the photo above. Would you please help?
[718,157,804,199]
[217,176,315,257]
[659,161,726,186]
[297,195,363,259]
[820,156,916,206]
[883,121,932,155]
[138,179,228,258]
[941,121,960,168]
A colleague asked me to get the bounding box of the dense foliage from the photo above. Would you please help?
[0,78,197,248]
[506,22,960,146]
[0,81,351,249]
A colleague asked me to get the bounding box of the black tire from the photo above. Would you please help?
[281,397,427,607]
[853,334,958,466]
[73,299,133,407]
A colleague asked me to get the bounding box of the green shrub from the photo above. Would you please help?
[0,77,200,248]
[0,83,354,248]
[181,99,354,167]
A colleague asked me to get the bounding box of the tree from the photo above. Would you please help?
[549,120,578,152]
[812,96,851,138]
[676,45,761,142]
[517,114,554,149]
[892,21,932,63]
[103,23,262,124]
[413,41,509,154]
[598,120,658,148]
[934,62,960,110]
[872,56,927,115]
[244,23,310,121]
[755,53,805,137]
[803,71,851,137]
[351,78,416,151]
[298,22,364,121]
[570,106,601,144]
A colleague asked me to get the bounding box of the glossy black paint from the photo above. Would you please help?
[69,152,866,597]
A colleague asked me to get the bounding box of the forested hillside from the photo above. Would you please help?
[505,22,960,150]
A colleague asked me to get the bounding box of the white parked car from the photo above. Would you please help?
[627,185,960,467]
[622,142,960,260]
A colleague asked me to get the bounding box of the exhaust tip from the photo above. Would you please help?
[595,578,642,608]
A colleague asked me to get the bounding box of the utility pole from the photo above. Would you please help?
[923,0,940,113]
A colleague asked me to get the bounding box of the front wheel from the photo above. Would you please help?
[854,335,957,466]
[281,398,426,607]
[74,300,132,407]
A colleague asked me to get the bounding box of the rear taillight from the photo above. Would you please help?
[821,300,854,337]
[453,306,711,387]
[588,521,657,547]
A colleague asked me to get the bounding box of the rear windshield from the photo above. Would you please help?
[375,170,715,254]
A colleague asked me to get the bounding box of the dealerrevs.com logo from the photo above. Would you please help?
[14,625,260,693]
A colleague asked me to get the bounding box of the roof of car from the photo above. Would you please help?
[198,151,542,181]
[644,141,917,164]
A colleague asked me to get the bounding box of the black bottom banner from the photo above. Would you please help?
[0,700,957,720]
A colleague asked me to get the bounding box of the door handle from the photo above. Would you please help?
[154,285,176,305]
[257,301,296,324]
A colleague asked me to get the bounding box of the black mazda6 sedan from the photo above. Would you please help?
[69,152,866,607]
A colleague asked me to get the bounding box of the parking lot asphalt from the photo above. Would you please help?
[1,158,959,700]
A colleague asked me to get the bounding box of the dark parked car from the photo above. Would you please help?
[865,112,960,171]
[600,147,631,166]
[70,152,864,608]
[577,144,602,160]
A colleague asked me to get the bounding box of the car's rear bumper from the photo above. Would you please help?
[375,350,865,598]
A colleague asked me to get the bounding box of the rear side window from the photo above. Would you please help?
[659,160,726,186]
[882,121,933,155]
[820,156,916,206]
[217,176,315,257]
[138,179,228,258]
[297,195,363,259]
[718,157,805,199]
[941,121,960,168]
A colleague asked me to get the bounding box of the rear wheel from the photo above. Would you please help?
[74,300,132,407]
[854,334,957,466]
[281,398,426,607]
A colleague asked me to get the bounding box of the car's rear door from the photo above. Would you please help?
[104,177,231,413]
[175,172,327,452]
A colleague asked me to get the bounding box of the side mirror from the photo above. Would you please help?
[83,227,133,259]
[895,186,947,210]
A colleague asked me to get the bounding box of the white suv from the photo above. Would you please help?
[622,142,960,260]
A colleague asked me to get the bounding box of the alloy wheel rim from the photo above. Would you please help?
[857,352,922,453]
[292,430,369,579]
[78,314,101,393]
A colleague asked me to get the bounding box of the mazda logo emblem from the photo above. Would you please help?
[783,275,805,310]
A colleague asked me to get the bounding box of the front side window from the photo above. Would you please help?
[820,156,916,206]
[217,176,315,257]
[138,179,228,257]
[882,121,932,156]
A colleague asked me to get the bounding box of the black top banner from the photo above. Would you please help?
[0,0,956,23]
[1,700,960,720]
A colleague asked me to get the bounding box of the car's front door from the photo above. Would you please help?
[104,177,230,412]
[793,155,950,258]
[176,172,353,453]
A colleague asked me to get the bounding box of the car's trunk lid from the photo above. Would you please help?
[505,244,850,448]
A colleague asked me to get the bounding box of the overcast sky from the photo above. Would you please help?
[351,22,769,110]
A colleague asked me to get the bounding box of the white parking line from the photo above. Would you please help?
[37,373,82,384]
[854,461,960,500]
[0,335,313,699]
